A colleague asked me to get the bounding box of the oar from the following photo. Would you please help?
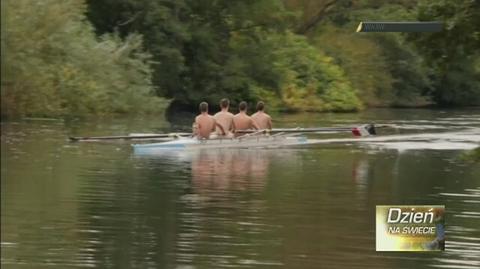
[236,124,377,136]
[69,124,378,142]
[69,132,191,142]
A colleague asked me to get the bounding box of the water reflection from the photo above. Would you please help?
[352,158,370,191]
[2,109,480,269]
[431,188,480,268]
[155,149,301,268]
[190,149,274,194]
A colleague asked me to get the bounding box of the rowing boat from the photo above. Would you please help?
[68,125,375,142]
[68,124,377,153]
[133,133,309,154]
[131,124,376,154]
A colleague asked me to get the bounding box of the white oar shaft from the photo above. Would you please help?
[69,132,191,142]
[236,127,354,133]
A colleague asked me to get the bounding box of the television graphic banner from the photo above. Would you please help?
[376,205,445,251]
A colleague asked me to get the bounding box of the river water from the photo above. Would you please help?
[1,109,479,268]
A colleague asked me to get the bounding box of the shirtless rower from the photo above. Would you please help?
[233,101,259,134]
[213,98,235,138]
[251,101,272,130]
[194,102,225,139]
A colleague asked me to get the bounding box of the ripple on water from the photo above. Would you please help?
[2,111,480,268]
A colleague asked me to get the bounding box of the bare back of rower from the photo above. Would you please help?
[233,101,259,134]
[252,111,272,130]
[233,113,257,130]
[214,111,234,135]
[213,98,234,137]
[251,101,272,130]
[194,102,225,139]
[195,114,217,139]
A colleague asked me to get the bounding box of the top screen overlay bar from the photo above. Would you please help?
[357,22,443,32]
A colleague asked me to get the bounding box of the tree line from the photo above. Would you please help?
[1,0,479,118]
[1,0,167,118]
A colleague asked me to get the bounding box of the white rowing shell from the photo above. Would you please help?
[132,135,309,154]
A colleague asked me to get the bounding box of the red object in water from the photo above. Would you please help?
[352,128,361,136]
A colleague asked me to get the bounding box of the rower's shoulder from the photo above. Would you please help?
[234,113,252,119]
[196,114,214,120]
[252,112,271,119]
[214,111,234,117]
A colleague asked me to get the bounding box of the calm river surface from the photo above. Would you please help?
[2,109,480,269]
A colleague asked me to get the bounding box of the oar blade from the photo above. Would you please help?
[352,124,376,137]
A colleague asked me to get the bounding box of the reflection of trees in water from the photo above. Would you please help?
[76,157,187,268]
[76,149,300,268]
[352,158,370,192]
[76,148,480,268]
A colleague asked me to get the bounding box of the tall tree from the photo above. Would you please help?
[86,0,361,112]
[86,0,293,108]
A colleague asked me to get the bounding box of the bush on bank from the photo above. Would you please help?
[1,0,168,119]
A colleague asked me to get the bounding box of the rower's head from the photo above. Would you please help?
[220,98,230,110]
[238,101,247,112]
[199,102,209,113]
[256,101,265,111]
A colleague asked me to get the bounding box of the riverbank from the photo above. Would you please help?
[2,105,480,124]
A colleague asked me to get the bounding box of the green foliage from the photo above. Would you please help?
[313,26,394,106]
[273,32,361,111]
[229,30,361,111]
[409,0,480,106]
[83,0,478,110]
[3,0,478,118]
[1,0,168,118]
[287,0,478,108]
[310,3,434,107]
[86,0,294,107]
[349,4,432,106]
[86,0,360,112]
